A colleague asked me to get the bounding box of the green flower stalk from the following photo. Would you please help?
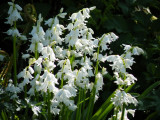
[86,40,100,120]
[86,34,107,120]
[47,90,51,120]
[121,104,125,120]
[13,21,17,86]
[5,1,24,86]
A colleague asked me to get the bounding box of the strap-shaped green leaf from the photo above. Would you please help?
[1,110,8,120]
[139,81,160,99]
[91,83,135,120]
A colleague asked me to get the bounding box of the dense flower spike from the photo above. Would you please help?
[5,1,23,26]
[107,45,143,119]
[111,89,138,107]
[5,1,27,39]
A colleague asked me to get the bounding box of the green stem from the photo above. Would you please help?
[70,46,76,70]
[76,88,82,120]
[60,104,67,120]
[59,104,64,120]
[66,110,71,120]
[84,53,86,62]
[13,22,17,86]
[43,93,46,102]
[113,107,118,120]
[60,74,64,88]
[47,90,51,120]
[81,88,86,119]
[34,42,39,101]
[86,38,101,120]
[60,60,66,88]
[35,42,38,59]
[121,104,125,120]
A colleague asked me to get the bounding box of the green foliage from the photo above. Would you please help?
[138,87,160,120]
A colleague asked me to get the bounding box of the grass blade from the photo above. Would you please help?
[139,81,160,99]
[91,83,135,120]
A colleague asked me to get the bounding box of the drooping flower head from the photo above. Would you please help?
[5,0,23,26]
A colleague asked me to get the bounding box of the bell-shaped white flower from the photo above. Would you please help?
[5,1,23,25]
[111,89,138,107]
[6,28,21,37]
[95,73,104,93]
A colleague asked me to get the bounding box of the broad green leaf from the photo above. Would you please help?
[118,2,129,15]
[104,15,129,33]
[147,63,156,75]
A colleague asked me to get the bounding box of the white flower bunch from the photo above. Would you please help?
[5,0,27,40]
[5,1,22,25]
[111,89,138,107]
[108,108,136,120]
[4,1,144,119]
[106,45,144,119]
[6,79,21,99]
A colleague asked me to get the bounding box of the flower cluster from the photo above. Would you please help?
[4,1,143,119]
[5,0,26,40]
[107,45,144,119]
